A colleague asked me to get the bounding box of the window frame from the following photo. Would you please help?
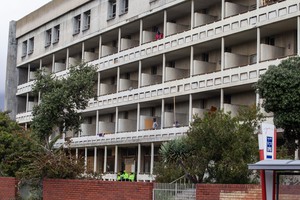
[45,28,52,47]
[28,37,34,55]
[53,25,60,44]
[73,14,81,35]
[21,40,28,57]
[82,10,91,31]
[108,0,116,20]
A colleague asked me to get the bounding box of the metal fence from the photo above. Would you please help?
[153,183,196,200]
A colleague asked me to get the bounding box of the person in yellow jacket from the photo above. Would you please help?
[129,172,135,182]
[123,171,129,181]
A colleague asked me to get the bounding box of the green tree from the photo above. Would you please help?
[32,63,97,147]
[256,56,300,151]
[155,106,262,183]
[0,111,37,177]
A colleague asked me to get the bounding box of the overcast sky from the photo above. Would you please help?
[0,0,51,110]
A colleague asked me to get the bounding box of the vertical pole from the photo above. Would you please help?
[139,19,143,45]
[150,142,154,182]
[115,107,119,133]
[82,42,85,61]
[137,103,140,131]
[99,35,102,58]
[66,47,69,70]
[137,143,141,180]
[297,17,300,56]
[138,61,142,88]
[117,67,120,92]
[114,145,118,174]
[257,27,261,64]
[94,147,97,173]
[84,147,87,173]
[96,110,99,136]
[118,28,121,52]
[97,72,101,97]
[190,46,194,77]
[221,37,225,71]
[189,94,193,123]
[220,88,224,110]
[163,10,167,38]
[104,146,107,173]
[221,0,225,20]
[190,0,194,29]
[162,54,166,83]
[161,99,165,129]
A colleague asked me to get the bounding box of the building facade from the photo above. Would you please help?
[5,0,299,181]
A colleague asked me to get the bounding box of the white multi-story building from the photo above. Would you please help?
[5,0,298,181]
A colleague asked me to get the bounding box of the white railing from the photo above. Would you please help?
[15,58,285,123]
[53,126,189,148]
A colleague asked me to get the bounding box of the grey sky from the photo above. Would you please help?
[0,0,51,110]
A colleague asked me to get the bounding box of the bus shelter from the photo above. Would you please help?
[248,159,300,200]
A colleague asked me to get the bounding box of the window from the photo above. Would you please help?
[120,0,128,15]
[73,14,81,35]
[108,0,116,20]
[45,29,52,47]
[83,10,91,31]
[53,25,60,44]
[22,41,27,57]
[28,37,34,54]
[168,61,175,68]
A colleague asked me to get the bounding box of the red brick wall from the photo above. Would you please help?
[0,177,18,200]
[43,179,153,200]
[196,184,262,200]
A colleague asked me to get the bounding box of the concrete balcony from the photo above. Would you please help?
[91,0,298,72]
[53,126,189,148]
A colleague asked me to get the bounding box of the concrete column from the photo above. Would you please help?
[117,67,120,92]
[221,0,225,20]
[162,54,166,83]
[150,143,154,181]
[84,147,87,173]
[97,72,101,96]
[118,28,121,52]
[115,107,119,133]
[161,99,165,129]
[52,54,55,73]
[256,91,260,108]
[99,35,102,58]
[66,48,69,69]
[256,0,260,9]
[220,88,224,110]
[163,10,167,38]
[5,21,18,120]
[137,144,141,176]
[94,147,97,173]
[76,148,78,160]
[82,42,85,60]
[26,93,29,112]
[96,110,99,135]
[139,19,143,45]
[190,46,194,77]
[138,61,142,88]
[137,103,140,131]
[190,0,194,29]
[257,27,261,64]
[114,145,118,174]
[189,94,193,122]
[27,64,30,82]
[298,17,300,56]
[221,37,225,71]
[104,146,107,173]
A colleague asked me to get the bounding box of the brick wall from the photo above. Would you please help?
[43,179,153,200]
[196,184,262,200]
[0,177,18,200]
